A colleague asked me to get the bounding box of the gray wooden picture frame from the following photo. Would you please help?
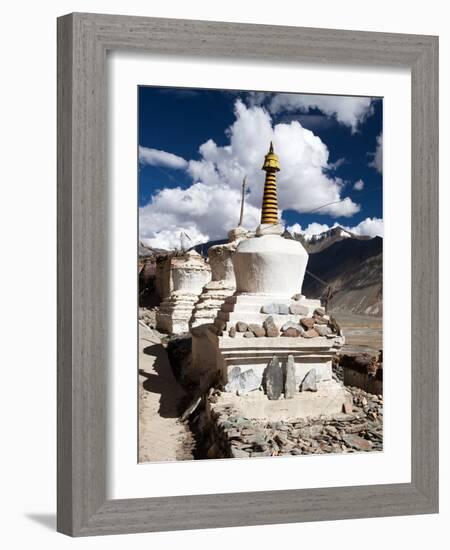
[57,12,439,537]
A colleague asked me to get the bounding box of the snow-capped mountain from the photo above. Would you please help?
[289,225,371,254]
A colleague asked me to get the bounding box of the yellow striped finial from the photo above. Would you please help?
[260,142,280,225]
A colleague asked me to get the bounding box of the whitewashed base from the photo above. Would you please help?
[209,380,351,421]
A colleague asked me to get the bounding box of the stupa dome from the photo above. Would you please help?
[233,234,308,297]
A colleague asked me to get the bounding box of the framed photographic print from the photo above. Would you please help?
[57,13,438,536]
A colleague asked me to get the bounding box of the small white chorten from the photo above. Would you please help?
[156,250,211,334]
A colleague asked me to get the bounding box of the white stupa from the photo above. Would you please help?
[196,143,351,419]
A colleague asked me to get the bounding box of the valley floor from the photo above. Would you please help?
[332,311,382,355]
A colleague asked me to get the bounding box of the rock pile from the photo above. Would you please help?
[139,307,157,329]
[206,384,383,459]
[227,307,341,340]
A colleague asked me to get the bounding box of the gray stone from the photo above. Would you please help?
[230,416,251,428]
[303,328,320,338]
[263,316,279,337]
[284,355,296,399]
[333,413,355,422]
[299,424,323,438]
[243,331,255,338]
[275,433,289,446]
[264,356,283,400]
[325,425,339,435]
[290,448,303,455]
[314,324,332,336]
[237,369,261,395]
[236,321,248,332]
[229,366,241,380]
[224,367,242,393]
[313,316,328,325]
[314,307,326,317]
[300,317,315,330]
[224,380,239,393]
[291,293,304,301]
[344,422,368,434]
[300,368,317,392]
[231,447,250,458]
[229,326,236,337]
[248,323,266,337]
[282,327,302,337]
[281,321,304,333]
[261,302,289,315]
[342,434,373,451]
[245,433,267,448]
[261,303,278,314]
[289,303,309,315]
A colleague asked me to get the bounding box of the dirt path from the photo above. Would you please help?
[138,324,194,462]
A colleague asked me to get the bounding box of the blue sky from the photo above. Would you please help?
[138,86,382,250]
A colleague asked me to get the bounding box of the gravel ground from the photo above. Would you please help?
[139,306,383,461]
[206,378,383,459]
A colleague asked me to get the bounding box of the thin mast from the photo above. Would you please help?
[238,176,247,227]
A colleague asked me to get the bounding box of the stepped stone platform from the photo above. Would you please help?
[207,380,351,421]
[190,240,238,329]
[208,294,344,385]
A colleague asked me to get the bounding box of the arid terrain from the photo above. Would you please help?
[333,311,382,354]
[138,307,382,462]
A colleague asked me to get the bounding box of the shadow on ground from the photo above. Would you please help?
[25,513,56,531]
[140,343,186,418]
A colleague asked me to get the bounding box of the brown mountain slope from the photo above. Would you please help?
[302,236,382,317]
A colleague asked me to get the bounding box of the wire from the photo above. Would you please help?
[305,269,329,287]
[302,185,382,215]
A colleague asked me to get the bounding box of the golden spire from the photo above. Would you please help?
[260,141,280,225]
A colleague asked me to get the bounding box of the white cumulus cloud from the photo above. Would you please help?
[267,94,374,133]
[349,217,383,238]
[353,179,364,191]
[139,182,261,249]
[369,133,382,173]
[140,100,361,249]
[139,146,188,170]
